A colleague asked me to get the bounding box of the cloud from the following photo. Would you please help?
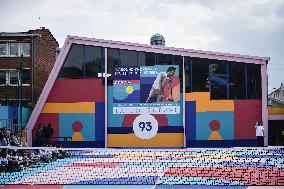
[0,0,283,92]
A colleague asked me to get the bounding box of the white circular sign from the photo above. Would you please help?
[133,114,158,139]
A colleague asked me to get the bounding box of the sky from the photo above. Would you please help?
[0,0,283,93]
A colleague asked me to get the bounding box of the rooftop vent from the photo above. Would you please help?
[150,33,165,46]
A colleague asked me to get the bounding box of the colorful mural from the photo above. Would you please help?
[108,65,184,147]
[0,106,30,127]
[32,78,105,147]
[185,92,262,146]
[32,70,262,147]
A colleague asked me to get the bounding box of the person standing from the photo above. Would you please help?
[255,121,264,147]
[146,67,176,103]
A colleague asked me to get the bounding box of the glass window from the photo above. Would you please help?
[21,42,30,56]
[211,83,227,99]
[107,48,120,75]
[191,57,209,92]
[173,55,183,92]
[0,71,7,85]
[85,46,102,78]
[9,70,18,85]
[229,62,246,99]
[58,44,84,78]
[157,53,172,65]
[0,42,8,56]
[120,50,137,66]
[22,69,30,85]
[138,51,146,66]
[184,57,191,92]
[247,63,262,99]
[210,60,228,100]
[10,42,19,56]
[145,52,155,66]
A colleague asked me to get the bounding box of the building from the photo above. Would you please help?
[0,27,58,106]
[26,36,269,148]
[268,82,284,146]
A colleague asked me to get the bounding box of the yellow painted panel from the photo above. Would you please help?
[185,92,234,112]
[268,108,284,115]
[107,133,184,147]
[41,102,95,113]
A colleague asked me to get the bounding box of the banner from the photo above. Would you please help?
[113,65,180,114]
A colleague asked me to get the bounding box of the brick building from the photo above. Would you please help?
[0,27,58,107]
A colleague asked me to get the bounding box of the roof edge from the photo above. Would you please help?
[68,35,270,62]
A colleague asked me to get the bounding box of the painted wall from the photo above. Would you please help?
[185,92,262,147]
[31,78,262,147]
[0,106,30,128]
[32,78,105,147]
[107,65,184,147]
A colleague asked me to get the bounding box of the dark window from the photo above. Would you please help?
[145,52,155,66]
[107,48,120,75]
[210,60,228,99]
[138,51,146,66]
[0,42,8,56]
[157,53,172,65]
[184,57,191,92]
[229,62,246,99]
[0,70,7,85]
[22,69,30,85]
[9,70,18,85]
[21,42,30,56]
[10,42,19,56]
[85,46,102,78]
[247,63,262,99]
[173,55,183,92]
[192,57,209,92]
[58,44,84,78]
[120,50,137,66]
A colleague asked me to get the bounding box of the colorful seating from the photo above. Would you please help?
[0,147,283,185]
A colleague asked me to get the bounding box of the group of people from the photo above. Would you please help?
[0,147,69,173]
[0,128,25,147]
[35,123,54,146]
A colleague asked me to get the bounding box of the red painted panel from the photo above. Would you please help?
[46,78,105,103]
[122,114,169,127]
[165,166,283,185]
[234,100,262,139]
[32,113,59,141]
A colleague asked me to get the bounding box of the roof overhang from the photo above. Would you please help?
[68,35,270,65]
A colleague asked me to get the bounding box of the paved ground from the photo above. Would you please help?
[1,147,284,187]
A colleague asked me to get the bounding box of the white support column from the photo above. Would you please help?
[104,48,108,148]
[182,57,186,147]
[261,62,268,146]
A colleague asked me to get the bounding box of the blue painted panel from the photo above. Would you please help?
[108,126,184,134]
[196,111,234,140]
[17,107,31,124]
[185,101,196,141]
[108,86,125,128]
[0,106,9,119]
[95,102,105,143]
[59,113,95,141]
[167,114,182,127]
[8,106,16,120]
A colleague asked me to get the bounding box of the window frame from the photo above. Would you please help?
[0,70,8,86]
[8,70,19,86]
[21,68,31,86]
[0,42,8,57]
[20,42,30,57]
[209,60,229,100]
[0,41,31,57]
